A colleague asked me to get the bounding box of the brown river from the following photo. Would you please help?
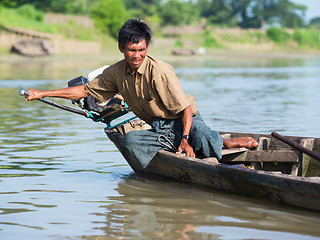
[0,54,320,239]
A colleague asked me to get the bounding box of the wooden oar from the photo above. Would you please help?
[271,131,320,162]
[19,89,89,117]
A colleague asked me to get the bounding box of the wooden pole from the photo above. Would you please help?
[271,132,320,162]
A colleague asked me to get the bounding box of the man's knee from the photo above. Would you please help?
[124,129,155,149]
[192,121,213,137]
[124,131,139,148]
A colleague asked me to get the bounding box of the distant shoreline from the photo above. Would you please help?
[1,47,319,65]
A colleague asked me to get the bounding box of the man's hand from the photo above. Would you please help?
[177,138,195,158]
[26,89,44,101]
[177,105,195,157]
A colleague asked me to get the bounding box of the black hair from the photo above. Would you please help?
[118,19,152,49]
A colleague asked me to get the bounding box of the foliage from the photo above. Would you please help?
[195,0,308,29]
[0,0,90,14]
[201,29,221,48]
[89,0,129,39]
[174,39,183,48]
[49,0,88,14]
[250,31,266,43]
[293,29,320,49]
[0,0,19,7]
[123,0,160,20]
[309,17,320,30]
[52,20,102,41]
[0,0,313,29]
[158,0,199,26]
[198,0,237,27]
[266,27,290,43]
[310,17,320,25]
[16,4,44,21]
[278,1,306,28]
[0,5,53,33]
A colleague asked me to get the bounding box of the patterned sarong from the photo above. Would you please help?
[124,112,223,168]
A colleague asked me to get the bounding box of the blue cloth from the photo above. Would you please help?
[124,112,223,168]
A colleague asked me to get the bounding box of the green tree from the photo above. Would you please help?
[49,0,89,14]
[293,29,320,48]
[0,0,91,14]
[310,17,320,25]
[90,0,129,39]
[309,17,320,29]
[159,0,199,26]
[123,0,160,18]
[196,0,306,29]
[278,1,306,28]
[232,0,262,28]
[239,0,306,28]
[16,4,44,21]
[266,27,289,43]
[0,0,20,7]
[197,0,237,26]
[0,0,309,29]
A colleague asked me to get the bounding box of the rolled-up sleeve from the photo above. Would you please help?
[85,69,118,102]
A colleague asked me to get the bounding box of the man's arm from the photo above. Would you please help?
[176,105,195,158]
[26,85,89,101]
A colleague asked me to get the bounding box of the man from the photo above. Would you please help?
[26,19,257,168]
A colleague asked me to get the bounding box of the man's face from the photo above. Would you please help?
[119,39,149,73]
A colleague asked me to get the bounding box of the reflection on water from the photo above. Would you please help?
[0,56,320,239]
[98,175,320,240]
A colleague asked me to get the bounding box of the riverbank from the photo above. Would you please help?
[1,31,320,63]
[1,44,319,66]
[1,30,320,68]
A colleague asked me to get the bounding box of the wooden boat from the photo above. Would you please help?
[105,119,320,211]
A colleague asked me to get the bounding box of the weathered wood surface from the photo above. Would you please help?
[105,125,320,211]
[220,149,299,163]
[272,131,320,162]
[221,147,247,155]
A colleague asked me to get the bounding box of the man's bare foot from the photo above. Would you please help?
[223,137,258,149]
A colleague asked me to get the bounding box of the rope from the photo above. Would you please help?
[157,135,178,152]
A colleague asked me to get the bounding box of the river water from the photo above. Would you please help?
[0,54,320,240]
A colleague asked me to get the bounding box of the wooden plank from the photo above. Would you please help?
[220,133,231,139]
[221,147,248,155]
[301,138,315,177]
[291,138,315,176]
[256,137,271,151]
[251,137,271,170]
[220,150,299,163]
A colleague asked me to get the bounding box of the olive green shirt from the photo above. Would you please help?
[85,55,197,125]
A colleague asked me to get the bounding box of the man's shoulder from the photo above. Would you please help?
[146,55,174,74]
[107,59,126,72]
[100,59,127,79]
